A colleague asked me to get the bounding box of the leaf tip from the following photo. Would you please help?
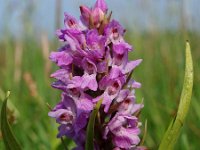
[186,41,190,49]
[6,91,11,99]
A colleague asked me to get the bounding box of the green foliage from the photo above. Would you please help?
[85,99,103,150]
[1,91,22,150]
[56,137,76,150]
[158,42,193,150]
[126,31,199,149]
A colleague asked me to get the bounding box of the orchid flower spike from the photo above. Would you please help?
[49,0,145,149]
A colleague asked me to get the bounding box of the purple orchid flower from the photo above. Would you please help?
[104,20,126,44]
[49,0,145,149]
[94,77,124,112]
[48,93,77,137]
[81,58,98,91]
[104,113,141,149]
[85,29,106,59]
[49,92,93,145]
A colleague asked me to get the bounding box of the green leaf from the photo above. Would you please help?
[0,88,20,123]
[85,98,103,150]
[159,42,193,150]
[1,91,22,150]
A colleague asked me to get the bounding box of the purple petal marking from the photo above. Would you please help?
[64,12,79,29]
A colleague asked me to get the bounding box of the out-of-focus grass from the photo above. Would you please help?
[127,31,200,150]
[0,31,199,149]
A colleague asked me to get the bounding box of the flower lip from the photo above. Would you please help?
[108,80,120,95]
[82,58,97,74]
[49,51,73,67]
[116,54,124,63]
[105,113,141,149]
[48,109,75,125]
[68,87,80,97]
[59,112,74,122]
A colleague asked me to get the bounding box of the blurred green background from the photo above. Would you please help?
[0,0,200,149]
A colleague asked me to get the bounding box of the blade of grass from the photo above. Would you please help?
[140,119,148,146]
[159,42,193,150]
[85,98,103,150]
[1,91,22,150]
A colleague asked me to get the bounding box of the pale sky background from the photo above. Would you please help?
[0,0,199,38]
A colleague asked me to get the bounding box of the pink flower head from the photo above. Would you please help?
[49,0,144,149]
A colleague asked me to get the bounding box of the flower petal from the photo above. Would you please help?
[123,59,142,74]
[49,51,73,67]
[94,0,108,13]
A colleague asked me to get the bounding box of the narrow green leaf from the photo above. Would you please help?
[1,91,22,150]
[159,42,193,150]
[140,119,148,146]
[85,99,103,150]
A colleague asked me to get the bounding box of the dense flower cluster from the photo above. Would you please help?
[49,0,144,149]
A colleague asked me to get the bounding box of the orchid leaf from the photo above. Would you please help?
[0,88,20,120]
[85,98,103,150]
[159,42,193,150]
[1,91,22,150]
